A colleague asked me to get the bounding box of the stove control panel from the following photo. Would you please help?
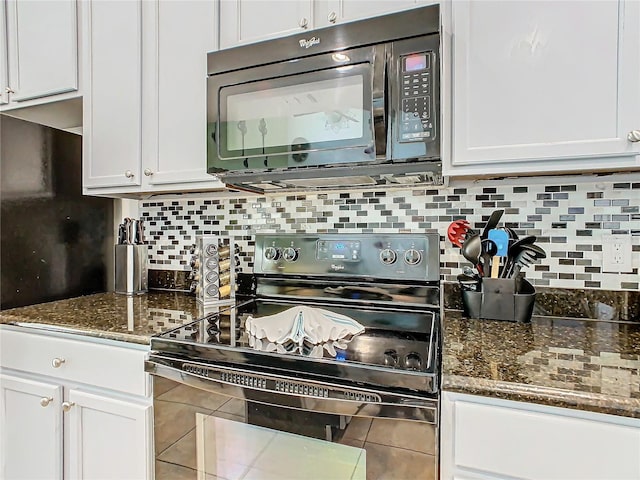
[255,233,439,282]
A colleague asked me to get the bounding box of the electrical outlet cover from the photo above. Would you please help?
[602,234,633,273]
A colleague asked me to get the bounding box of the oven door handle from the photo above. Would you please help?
[146,357,437,424]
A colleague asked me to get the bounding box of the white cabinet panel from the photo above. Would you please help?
[219,0,314,49]
[0,1,8,105]
[83,0,142,190]
[5,0,78,102]
[68,389,152,480]
[0,328,149,397]
[143,0,223,189]
[447,0,640,175]
[441,392,640,480]
[0,374,63,480]
[323,0,422,25]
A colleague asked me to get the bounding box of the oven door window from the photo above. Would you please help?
[154,378,437,479]
[217,63,373,168]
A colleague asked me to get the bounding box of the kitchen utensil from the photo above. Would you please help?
[481,209,504,239]
[503,226,519,240]
[123,217,134,244]
[461,233,482,272]
[480,239,498,277]
[135,219,145,245]
[509,244,547,279]
[502,235,538,277]
[117,223,126,245]
[447,219,471,248]
[488,229,509,278]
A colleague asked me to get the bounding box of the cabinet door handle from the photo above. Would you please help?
[628,130,640,142]
[124,170,135,178]
[62,401,75,412]
[328,11,337,23]
[5,86,14,94]
[40,397,53,407]
[52,357,66,368]
[143,168,153,176]
[299,17,308,29]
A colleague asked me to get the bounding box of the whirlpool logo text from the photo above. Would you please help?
[299,37,320,49]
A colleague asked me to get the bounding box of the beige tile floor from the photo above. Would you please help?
[154,378,436,480]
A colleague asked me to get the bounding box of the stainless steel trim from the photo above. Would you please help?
[146,357,438,423]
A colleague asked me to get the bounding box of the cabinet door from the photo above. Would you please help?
[219,0,314,49]
[67,389,152,480]
[5,0,78,102]
[0,374,63,480]
[141,0,224,191]
[0,1,8,105]
[441,392,640,480]
[323,0,421,25]
[448,0,640,174]
[83,0,143,190]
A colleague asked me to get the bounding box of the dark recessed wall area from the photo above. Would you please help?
[1,116,113,309]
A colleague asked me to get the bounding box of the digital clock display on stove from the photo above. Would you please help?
[316,240,361,262]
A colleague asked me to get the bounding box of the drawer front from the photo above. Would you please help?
[0,329,148,397]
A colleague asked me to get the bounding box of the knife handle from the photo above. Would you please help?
[491,257,501,279]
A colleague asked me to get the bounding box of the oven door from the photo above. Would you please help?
[207,45,386,174]
[147,358,438,480]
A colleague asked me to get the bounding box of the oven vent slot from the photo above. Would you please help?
[220,371,267,389]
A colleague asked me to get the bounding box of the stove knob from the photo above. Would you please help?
[405,352,422,371]
[282,247,299,262]
[379,248,397,265]
[264,246,281,261]
[383,350,399,367]
[404,248,422,265]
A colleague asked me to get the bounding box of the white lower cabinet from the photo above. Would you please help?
[0,375,63,480]
[441,391,640,480]
[0,327,152,480]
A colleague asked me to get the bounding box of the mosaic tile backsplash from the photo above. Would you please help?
[140,175,639,292]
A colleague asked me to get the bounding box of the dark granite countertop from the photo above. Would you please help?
[3,292,639,418]
[443,311,640,418]
[0,292,201,345]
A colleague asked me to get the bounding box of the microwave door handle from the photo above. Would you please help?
[372,44,388,159]
[145,359,436,423]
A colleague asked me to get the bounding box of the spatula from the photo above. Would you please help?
[488,229,509,278]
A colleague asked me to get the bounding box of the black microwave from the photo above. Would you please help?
[207,5,441,193]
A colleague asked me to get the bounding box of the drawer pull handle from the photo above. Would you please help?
[40,397,53,407]
[52,357,66,368]
[62,401,75,412]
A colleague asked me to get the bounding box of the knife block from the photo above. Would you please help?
[461,277,535,323]
[115,245,148,295]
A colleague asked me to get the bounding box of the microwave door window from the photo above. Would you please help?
[218,64,374,168]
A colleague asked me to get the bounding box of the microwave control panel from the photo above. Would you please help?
[399,51,436,143]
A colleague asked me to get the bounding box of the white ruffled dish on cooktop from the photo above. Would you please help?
[245,305,365,348]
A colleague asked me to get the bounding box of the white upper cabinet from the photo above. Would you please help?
[219,0,314,49]
[0,1,8,105]
[83,0,142,191]
[141,0,224,190]
[444,0,640,177]
[83,0,225,196]
[320,0,427,25]
[219,0,431,49]
[2,0,78,105]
